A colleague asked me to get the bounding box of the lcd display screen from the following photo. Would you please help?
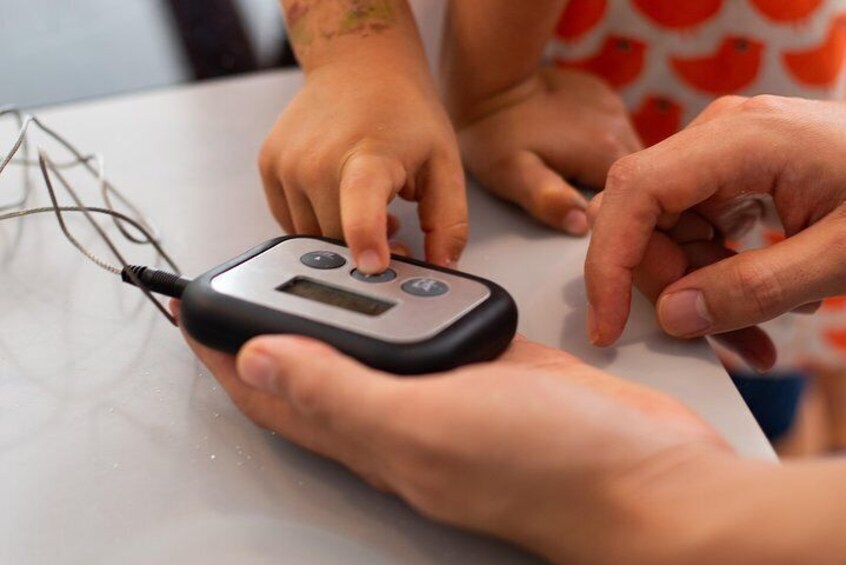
[277,277,394,317]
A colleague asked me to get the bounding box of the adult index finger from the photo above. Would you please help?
[584,117,774,346]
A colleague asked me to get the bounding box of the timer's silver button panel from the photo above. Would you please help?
[211,239,491,344]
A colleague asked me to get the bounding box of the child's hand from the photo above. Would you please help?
[259,69,467,273]
[456,68,642,235]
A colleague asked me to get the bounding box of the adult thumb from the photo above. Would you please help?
[656,214,846,338]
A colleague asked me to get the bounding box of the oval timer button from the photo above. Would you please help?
[401,277,449,297]
[351,268,397,283]
[300,251,346,270]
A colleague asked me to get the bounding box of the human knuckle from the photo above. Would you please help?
[343,148,402,187]
[341,141,376,167]
[740,95,786,115]
[274,154,298,185]
[437,218,470,242]
[598,129,632,160]
[258,140,277,174]
[296,153,329,188]
[527,182,561,212]
[385,154,407,178]
[287,374,326,417]
[732,259,784,318]
[597,91,628,116]
[705,95,747,114]
[451,222,470,245]
[606,155,642,194]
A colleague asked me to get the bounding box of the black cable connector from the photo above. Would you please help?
[121,265,191,298]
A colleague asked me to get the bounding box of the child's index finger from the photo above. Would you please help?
[339,152,406,274]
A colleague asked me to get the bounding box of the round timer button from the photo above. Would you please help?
[300,251,346,270]
[401,277,449,297]
[351,268,397,283]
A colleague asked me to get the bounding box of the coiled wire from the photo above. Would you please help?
[0,106,181,325]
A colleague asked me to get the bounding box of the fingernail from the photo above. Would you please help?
[239,349,278,393]
[563,210,589,235]
[588,304,600,345]
[357,250,382,274]
[659,290,712,337]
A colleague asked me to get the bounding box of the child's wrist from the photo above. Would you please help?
[446,71,542,129]
[304,51,438,97]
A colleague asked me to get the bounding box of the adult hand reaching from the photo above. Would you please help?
[586,96,846,367]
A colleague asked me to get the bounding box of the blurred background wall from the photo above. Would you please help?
[0,0,444,109]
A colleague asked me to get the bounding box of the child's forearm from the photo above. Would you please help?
[441,0,566,125]
[282,0,432,80]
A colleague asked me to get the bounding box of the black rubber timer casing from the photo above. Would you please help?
[180,236,519,375]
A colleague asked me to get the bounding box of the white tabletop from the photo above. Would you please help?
[0,70,773,564]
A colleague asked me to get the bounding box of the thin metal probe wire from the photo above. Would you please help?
[0,205,163,236]
[9,154,98,169]
[30,116,157,243]
[0,108,173,264]
[0,107,182,324]
[12,110,32,210]
[38,151,181,275]
[0,204,181,276]
[37,152,177,326]
[0,111,33,211]
[5,150,179,270]
[0,109,159,243]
